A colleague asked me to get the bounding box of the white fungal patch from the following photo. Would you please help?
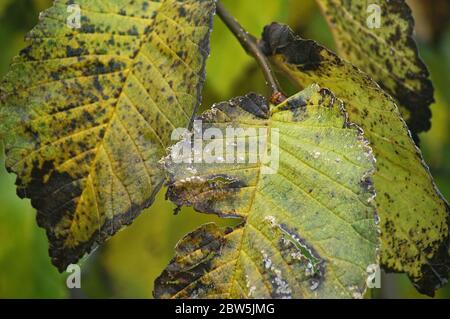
[245,275,256,297]
[310,279,320,291]
[186,166,198,175]
[291,251,303,261]
[191,287,206,299]
[264,216,323,278]
[262,251,273,270]
[348,285,363,299]
[279,226,323,276]
[281,237,291,247]
[216,156,225,163]
[261,250,292,299]
[248,286,256,297]
[272,270,292,299]
[264,215,277,228]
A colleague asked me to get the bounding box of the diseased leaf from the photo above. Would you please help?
[315,0,434,136]
[155,85,379,299]
[0,153,67,298]
[0,0,216,271]
[85,187,233,298]
[260,23,450,295]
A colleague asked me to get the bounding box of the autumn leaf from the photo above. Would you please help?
[154,85,379,299]
[0,151,67,298]
[0,0,216,271]
[314,0,434,138]
[260,22,450,295]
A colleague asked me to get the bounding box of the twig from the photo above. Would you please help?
[216,1,286,104]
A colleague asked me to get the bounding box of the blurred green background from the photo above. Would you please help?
[0,0,449,299]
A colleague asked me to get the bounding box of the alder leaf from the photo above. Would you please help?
[314,0,434,137]
[260,23,450,296]
[154,84,379,299]
[0,0,216,271]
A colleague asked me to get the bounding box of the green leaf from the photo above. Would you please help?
[0,0,216,271]
[314,0,434,137]
[154,85,379,299]
[261,23,450,296]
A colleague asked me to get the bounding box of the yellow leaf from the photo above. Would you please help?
[0,0,216,271]
[261,23,449,296]
[315,0,434,137]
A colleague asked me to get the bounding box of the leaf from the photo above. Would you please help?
[0,0,216,271]
[314,0,434,136]
[260,23,450,295]
[154,85,379,299]
[81,187,233,298]
[0,153,67,298]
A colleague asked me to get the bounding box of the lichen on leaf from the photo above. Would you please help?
[155,85,379,299]
[315,0,434,138]
[0,0,216,271]
[260,22,450,296]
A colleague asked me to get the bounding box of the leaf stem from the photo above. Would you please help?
[216,1,286,104]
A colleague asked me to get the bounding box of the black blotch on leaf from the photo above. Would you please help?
[260,23,323,71]
[231,93,269,119]
[16,160,82,230]
[153,223,227,298]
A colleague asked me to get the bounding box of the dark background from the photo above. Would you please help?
[0,0,449,298]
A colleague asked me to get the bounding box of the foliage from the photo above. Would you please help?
[0,0,449,299]
[315,0,434,136]
[0,148,67,298]
[155,85,379,298]
[261,22,449,295]
[0,0,216,271]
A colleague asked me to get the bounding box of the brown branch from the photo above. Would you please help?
[216,1,286,104]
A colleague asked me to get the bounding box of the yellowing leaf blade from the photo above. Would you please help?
[315,0,434,137]
[260,23,450,295]
[0,0,216,271]
[155,85,379,299]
